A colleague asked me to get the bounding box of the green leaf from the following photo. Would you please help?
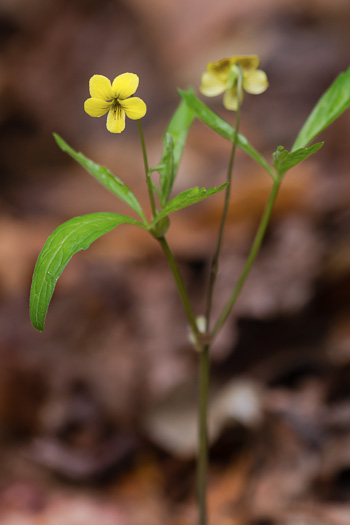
[54,134,147,223]
[159,133,174,206]
[273,142,324,178]
[30,212,143,332]
[178,89,276,180]
[293,67,350,150]
[151,184,227,223]
[158,99,195,205]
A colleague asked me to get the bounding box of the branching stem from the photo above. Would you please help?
[212,178,281,339]
[197,67,243,525]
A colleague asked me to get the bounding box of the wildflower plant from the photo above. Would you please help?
[30,56,350,525]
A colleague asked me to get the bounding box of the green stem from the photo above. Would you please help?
[211,178,281,339]
[137,120,199,341]
[205,67,243,331]
[137,120,157,218]
[198,343,210,525]
[198,68,243,525]
[158,236,200,343]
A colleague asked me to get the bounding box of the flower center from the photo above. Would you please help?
[111,98,121,108]
[110,100,123,119]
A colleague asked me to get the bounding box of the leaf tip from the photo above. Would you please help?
[29,312,45,333]
[177,87,195,97]
[53,132,68,152]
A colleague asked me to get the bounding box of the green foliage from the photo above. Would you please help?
[178,88,276,180]
[293,66,350,150]
[157,99,195,206]
[273,142,324,178]
[150,216,170,239]
[154,132,174,205]
[54,134,147,223]
[32,66,350,337]
[151,184,227,223]
[30,213,144,331]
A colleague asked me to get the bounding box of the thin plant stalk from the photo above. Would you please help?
[211,178,281,339]
[197,342,209,525]
[205,67,243,330]
[158,236,201,342]
[137,119,157,218]
[137,120,201,343]
[197,68,243,525]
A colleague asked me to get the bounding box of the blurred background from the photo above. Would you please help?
[0,0,350,523]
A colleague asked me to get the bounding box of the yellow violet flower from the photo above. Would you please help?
[200,55,268,111]
[84,73,147,133]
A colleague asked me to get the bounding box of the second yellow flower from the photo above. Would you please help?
[200,55,268,111]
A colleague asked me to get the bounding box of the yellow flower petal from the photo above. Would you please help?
[112,73,139,99]
[84,97,111,117]
[89,75,113,100]
[200,71,227,96]
[106,106,126,133]
[243,69,269,94]
[119,97,147,120]
[223,86,243,111]
[207,57,233,82]
[232,55,259,72]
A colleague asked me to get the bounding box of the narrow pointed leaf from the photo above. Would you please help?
[178,89,276,180]
[273,142,324,178]
[152,184,227,223]
[54,134,146,223]
[30,213,143,332]
[158,99,195,205]
[159,132,174,206]
[292,67,350,150]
